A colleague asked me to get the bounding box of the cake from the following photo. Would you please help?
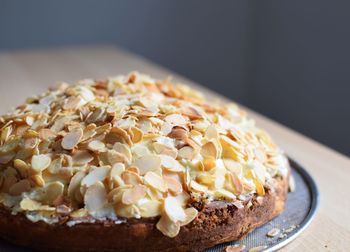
[0,72,290,251]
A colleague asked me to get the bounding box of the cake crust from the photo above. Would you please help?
[0,175,288,252]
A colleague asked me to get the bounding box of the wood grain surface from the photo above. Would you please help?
[0,45,349,251]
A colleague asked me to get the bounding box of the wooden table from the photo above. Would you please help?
[0,45,349,251]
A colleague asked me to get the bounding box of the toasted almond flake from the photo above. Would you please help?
[214,189,236,201]
[30,174,45,187]
[156,214,180,238]
[164,176,183,195]
[105,127,132,146]
[190,180,208,193]
[153,142,178,158]
[131,145,151,157]
[63,96,82,110]
[88,140,106,152]
[139,200,162,218]
[31,154,51,172]
[289,175,296,192]
[144,171,167,192]
[70,208,88,218]
[179,207,198,226]
[113,142,132,161]
[121,171,142,185]
[20,198,42,211]
[107,149,129,165]
[81,166,110,187]
[164,196,186,222]
[13,159,30,177]
[115,203,141,218]
[159,154,184,172]
[130,127,143,143]
[226,172,243,195]
[38,128,56,140]
[122,184,147,205]
[84,181,107,212]
[178,146,196,160]
[61,127,83,150]
[164,114,187,126]
[249,245,267,252]
[200,141,218,159]
[205,125,218,140]
[133,154,161,175]
[203,156,216,171]
[224,244,246,252]
[41,181,64,205]
[68,171,86,202]
[267,227,280,237]
[72,150,94,166]
[9,179,31,196]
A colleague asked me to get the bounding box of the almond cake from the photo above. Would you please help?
[0,72,290,251]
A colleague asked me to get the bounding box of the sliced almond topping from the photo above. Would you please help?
[133,154,161,175]
[107,150,129,165]
[30,174,45,187]
[200,141,218,159]
[159,154,184,172]
[165,114,187,126]
[84,181,107,212]
[156,214,180,238]
[13,159,30,177]
[121,170,142,185]
[178,146,196,160]
[20,198,42,211]
[113,142,132,162]
[9,179,31,196]
[139,200,162,218]
[68,171,86,202]
[41,181,65,205]
[144,171,167,192]
[225,172,243,195]
[63,96,82,110]
[130,127,143,143]
[31,154,51,172]
[38,128,56,140]
[205,125,219,140]
[153,142,178,158]
[224,244,246,252]
[121,184,147,205]
[61,127,83,150]
[81,166,110,187]
[164,196,186,222]
[190,180,208,193]
[87,140,106,152]
[179,207,198,226]
[164,176,183,195]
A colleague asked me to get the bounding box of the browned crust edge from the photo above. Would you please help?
[0,174,288,252]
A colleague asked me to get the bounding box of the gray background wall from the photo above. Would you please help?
[0,0,349,156]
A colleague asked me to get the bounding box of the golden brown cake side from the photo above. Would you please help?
[0,175,288,252]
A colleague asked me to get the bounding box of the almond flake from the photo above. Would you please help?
[156,214,180,238]
[88,140,106,152]
[81,166,110,187]
[31,154,51,172]
[179,207,198,226]
[267,227,280,237]
[20,198,42,211]
[113,142,132,162]
[68,171,86,202]
[9,179,31,196]
[84,181,107,212]
[122,184,147,205]
[165,114,187,126]
[40,181,64,205]
[224,244,246,252]
[178,146,196,160]
[200,141,218,159]
[133,154,161,175]
[164,176,183,195]
[61,127,83,150]
[159,155,184,172]
[139,200,162,218]
[144,171,167,192]
[130,127,143,143]
[164,196,186,222]
[121,171,142,186]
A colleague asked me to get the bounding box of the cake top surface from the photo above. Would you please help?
[0,72,289,237]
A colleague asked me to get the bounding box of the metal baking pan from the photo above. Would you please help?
[207,158,320,252]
